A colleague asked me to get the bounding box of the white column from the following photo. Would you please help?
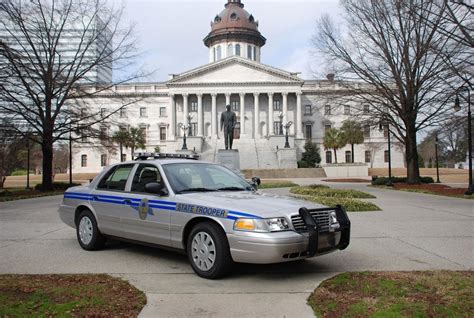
[211,93,217,137]
[197,94,203,136]
[239,93,245,135]
[254,93,260,138]
[268,93,274,136]
[225,93,231,107]
[169,94,176,140]
[183,94,189,126]
[296,92,303,139]
[282,92,288,120]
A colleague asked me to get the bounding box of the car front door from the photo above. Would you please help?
[120,163,172,246]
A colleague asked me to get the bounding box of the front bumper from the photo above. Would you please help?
[227,205,351,264]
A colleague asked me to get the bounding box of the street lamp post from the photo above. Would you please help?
[278,112,284,135]
[284,121,293,148]
[455,87,472,195]
[380,119,393,186]
[435,133,440,183]
[26,136,31,190]
[69,124,73,186]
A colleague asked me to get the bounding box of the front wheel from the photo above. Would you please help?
[187,222,233,279]
[76,210,106,251]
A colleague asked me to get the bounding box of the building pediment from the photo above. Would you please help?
[167,56,303,86]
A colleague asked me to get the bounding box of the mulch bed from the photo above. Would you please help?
[393,183,467,196]
[0,189,65,202]
[323,179,371,183]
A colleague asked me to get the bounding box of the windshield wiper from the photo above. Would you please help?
[175,187,218,194]
[216,186,249,192]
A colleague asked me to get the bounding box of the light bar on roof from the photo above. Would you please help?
[133,152,200,161]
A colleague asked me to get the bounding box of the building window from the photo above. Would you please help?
[273,100,281,111]
[80,129,88,143]
[304,105,312,115]
[140,107,147,118]
[159,107,167,117]
[365,150,371,163]
[216,45,222,60]
[344,105,351,115]
[274,121,283,135]
[324,124,332,133]
[235,44,241,56]
[253,46,257,60]
[120,107,126,118]
[364,125,370,138]
[81,154,87,167]
[99,126,107,140]
[101,154,107,167]
[228,44,233,56]
[139,125,147,142]
[305,124,312,139]
[384,150,390,163]
[100,108,106,118]
[383,126,389,138]
[324,105,331,115]
[345,151,352,163]
[190,101,198,112]
[231,101,239,111]
[213,47,216,61]
[121,154,127,162]
[190,123,197,137]
[247,45,252,59]
[160,127,166,141]
[326,151,332,164]
[363,104,370,114]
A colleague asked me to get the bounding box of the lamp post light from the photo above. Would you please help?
[435,133,440,183]
[379,119,393,186]
[454,87,472,195]
[284,121,293,148]
[178,123,190,150]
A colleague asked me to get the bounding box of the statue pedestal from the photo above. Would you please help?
[277,148,297,169]
[217,149,240,171]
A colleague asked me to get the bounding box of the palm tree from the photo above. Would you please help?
[127,127,146,158]
[340,120,364,163]
[112,129,130,162]
[323,128,345,163]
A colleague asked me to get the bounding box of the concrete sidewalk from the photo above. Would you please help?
[0,185,472,317]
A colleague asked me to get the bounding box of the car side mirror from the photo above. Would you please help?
[251,176,261,189]
[145,182,169,196]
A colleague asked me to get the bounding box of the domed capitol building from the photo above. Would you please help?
[74,0,404,173]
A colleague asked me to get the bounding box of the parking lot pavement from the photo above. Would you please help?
[0,187,472,317]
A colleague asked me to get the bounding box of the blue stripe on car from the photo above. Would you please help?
[64,192,259,220]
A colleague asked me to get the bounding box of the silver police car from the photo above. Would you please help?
[58,153,350,279]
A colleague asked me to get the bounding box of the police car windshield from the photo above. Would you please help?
[162,163,252,194]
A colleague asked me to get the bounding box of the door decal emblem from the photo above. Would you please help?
[138,198,149,220]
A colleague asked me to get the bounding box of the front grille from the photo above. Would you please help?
[291,210,331,233]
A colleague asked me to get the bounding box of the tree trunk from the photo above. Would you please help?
[405,123,421,184]
[0,176,5,188]
[119,143,123,162]
[333,148,338,163]
[41,131,54,190]
[351,143,355,163]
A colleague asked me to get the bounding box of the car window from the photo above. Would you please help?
[131,164,162,193]
[97,164,134,191]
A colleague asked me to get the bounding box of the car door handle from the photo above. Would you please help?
[123,199,131,205]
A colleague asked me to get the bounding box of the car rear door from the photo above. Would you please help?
[90,164,136,237]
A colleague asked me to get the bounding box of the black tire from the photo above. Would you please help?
[76,210,106,251]
[186,222,233,279]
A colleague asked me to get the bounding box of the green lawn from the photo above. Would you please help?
[308,271,474,317]
[0,274,146,317]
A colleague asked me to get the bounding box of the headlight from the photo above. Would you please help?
[234,217,290,232]
[329,211,340,231]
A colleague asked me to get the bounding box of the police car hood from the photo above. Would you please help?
[177,191,327,218]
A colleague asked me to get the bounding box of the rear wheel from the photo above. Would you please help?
[76,210,106,251]
[187,222,233,279]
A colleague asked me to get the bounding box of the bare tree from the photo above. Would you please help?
[314,0,464,183]
[0,0,144,190]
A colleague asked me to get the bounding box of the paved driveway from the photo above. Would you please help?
[0,185,472,317]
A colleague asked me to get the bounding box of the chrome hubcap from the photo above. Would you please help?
[191,231,216,271]
[78,216,93,245]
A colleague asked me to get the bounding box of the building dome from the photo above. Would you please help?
[204,0,266,63]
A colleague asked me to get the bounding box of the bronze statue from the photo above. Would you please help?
[220,104,236,150]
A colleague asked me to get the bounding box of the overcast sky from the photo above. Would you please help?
[122,0,342,82]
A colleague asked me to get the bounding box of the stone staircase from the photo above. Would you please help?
[199,138,279,169]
